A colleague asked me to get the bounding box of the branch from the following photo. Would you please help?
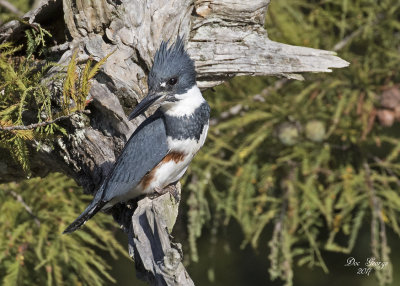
[0,1,351,284]
[0,0,350,187]
[332,27,364,52]
[0,0,61,44]
[333,13,383,52]
[8,190,40,226]
[127,188,195,286]
[364,161,392,285]
[189,0,349,89]
[0,110,90,131]
[0,0,23,16]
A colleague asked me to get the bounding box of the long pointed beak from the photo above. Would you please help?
[128,93,164,120]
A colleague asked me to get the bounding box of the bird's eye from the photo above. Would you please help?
[168,77,178,85]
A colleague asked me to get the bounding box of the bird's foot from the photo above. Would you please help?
[152,184,180,203]
[154,186,168,195]
[164,184,181,203]
[147,187,165,199]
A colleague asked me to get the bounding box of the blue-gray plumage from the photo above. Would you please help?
[102,111,168,201]
[63,36,210,234]
[164,102,210,141]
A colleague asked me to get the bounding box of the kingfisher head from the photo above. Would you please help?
[128,36,197,120]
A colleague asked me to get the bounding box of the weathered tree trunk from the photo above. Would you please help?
[0,0,348,188]
[0,0,348,284]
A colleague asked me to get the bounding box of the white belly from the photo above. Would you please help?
[104,123,209,209]
[139,122,209,194]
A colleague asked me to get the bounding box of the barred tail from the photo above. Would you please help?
[63,189,106,234]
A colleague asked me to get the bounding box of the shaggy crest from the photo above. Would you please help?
[148,36,196,93]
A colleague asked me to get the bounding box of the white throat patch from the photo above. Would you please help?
[162,85,205,117]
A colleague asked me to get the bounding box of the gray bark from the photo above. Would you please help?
[0,0,348,285]
[0,0,349,188]
[128,187,194,286]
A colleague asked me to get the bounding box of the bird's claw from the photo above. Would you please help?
[154,186,167,195]
[152,185,180,203]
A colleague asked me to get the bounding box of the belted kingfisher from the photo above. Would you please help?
[64,37,210,234]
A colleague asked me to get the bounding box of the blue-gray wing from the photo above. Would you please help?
[101,111,168,202]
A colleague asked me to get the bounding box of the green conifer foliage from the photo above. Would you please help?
[0,173,127,285]
[1,4,127,285]
[2,0,400,285]
[0,39,59,175]
[0,27,112,175]
[186,1,400,285]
